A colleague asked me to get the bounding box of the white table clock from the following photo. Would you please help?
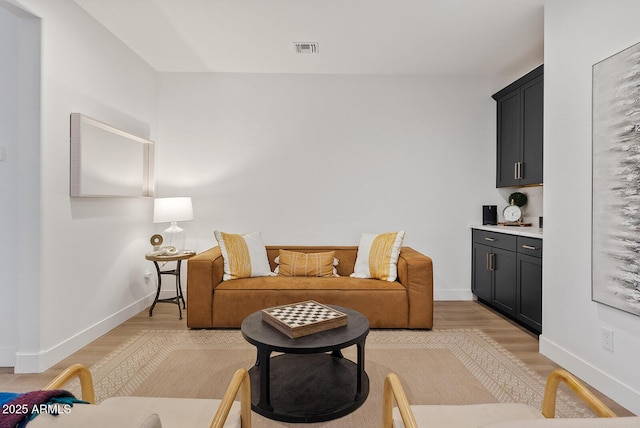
[503,203,523,223]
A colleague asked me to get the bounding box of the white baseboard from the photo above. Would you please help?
[14,293,155,374]
[0,345,18,367]
[434,289,474,301]
[540,334,640,415]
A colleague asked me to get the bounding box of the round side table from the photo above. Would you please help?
[145,251,195,319]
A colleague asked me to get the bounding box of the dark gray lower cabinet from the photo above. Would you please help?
[472,230,542,334]
[492,248,517,316]
[472,243,492,302]
[516,247,542,333]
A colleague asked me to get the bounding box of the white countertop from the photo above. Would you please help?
[471,224,543,239]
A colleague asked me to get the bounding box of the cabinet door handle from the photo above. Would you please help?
[486,253,495,271]
[514,161,523,179]
[484,237,495,242]
[522,244,537,250]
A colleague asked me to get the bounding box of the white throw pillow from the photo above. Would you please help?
[214,231,274,281]
[351,231,405,282]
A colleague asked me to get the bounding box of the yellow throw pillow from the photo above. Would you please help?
[214,231,274,281]
[277,250,336,277]
[351,231,405,281]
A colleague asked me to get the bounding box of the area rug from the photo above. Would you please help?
[69,329,595,427]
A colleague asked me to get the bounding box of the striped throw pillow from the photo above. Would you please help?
[351,231,405,281]
[214,231,274,281]
[277,250,337,277]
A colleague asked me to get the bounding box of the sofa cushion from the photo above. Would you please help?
[215,275,405,291]
[212,283,410,328]
[28,406,163,428]
[214,231,274,280]
[352,231,405,281]
[102,397,240,428]
[392,403,543,428]
[276,250,337,277]
[481,417,640,427]
[30,396,241,428]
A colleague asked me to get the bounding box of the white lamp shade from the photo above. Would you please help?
[153,197,194,223]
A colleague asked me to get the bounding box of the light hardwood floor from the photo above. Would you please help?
[0,301,634,416]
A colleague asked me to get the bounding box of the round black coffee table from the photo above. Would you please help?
[240,305,370,423]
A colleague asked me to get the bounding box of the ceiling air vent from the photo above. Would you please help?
[293,42,319,54]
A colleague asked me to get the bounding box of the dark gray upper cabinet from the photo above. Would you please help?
[493,65,544,188]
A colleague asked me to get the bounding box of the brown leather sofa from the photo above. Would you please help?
[186,245,433,329]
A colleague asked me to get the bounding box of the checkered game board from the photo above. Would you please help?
[261,301,348,338]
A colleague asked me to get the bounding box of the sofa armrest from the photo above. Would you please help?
[187,246,224,328]
[397,247,434,328]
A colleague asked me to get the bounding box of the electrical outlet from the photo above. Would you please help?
[144,272,152,284]
[602,327,614,351]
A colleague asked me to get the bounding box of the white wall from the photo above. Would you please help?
[0,0,546,372]
[542,0,640,414]
[157,73,505,300]
[6,0,159,372]
[0,4,22,366]
[0,0,41,370]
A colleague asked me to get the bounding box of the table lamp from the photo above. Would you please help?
[153,197,194,252]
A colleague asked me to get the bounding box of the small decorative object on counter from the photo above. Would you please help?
[501,192,532,226]
[482,205,498,225]
[508,192,528,207]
